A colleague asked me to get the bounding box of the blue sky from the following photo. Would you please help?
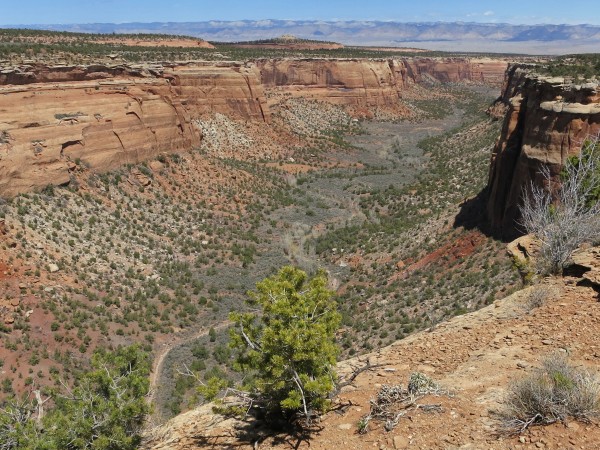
[2,0,599,25]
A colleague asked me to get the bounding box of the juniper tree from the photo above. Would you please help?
[229,266,341,424]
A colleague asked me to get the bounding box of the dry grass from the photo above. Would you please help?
[498,353,600,434]
[524,284,559,311]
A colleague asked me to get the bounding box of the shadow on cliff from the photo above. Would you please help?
[453,188,494,237]
[453,188,522,242]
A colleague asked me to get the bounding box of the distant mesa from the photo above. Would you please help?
[15,20,600,54]
[225,35,344,50]
[0,29,215,49]
[95,36,215,49]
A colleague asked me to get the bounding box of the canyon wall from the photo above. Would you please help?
[255,58,507,107]
[0,58,507,197]
[486,66,600,239]
[402,58,507,85]
[0,63,267,196]
[256,59,403,108]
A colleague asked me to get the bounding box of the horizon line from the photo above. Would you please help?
[2,19,599,28]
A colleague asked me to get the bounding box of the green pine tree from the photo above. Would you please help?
[229,266,341,423]
[0,345,150,450]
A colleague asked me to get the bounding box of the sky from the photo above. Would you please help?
[2,0,600,26]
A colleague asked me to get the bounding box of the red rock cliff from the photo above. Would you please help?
[0,58,507,197]
[402,58,507,85]
[486,65,600,238]
[0,63,267,197]
[255,58,507,105]
[256,59,403,108]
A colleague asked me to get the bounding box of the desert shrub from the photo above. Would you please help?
[358,372,448,434]
[524,284,559,310]
[498,353,600,433]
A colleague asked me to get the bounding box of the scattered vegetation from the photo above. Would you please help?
[0,28,525,64]
[0,80,518,419]
[538,54,600,79]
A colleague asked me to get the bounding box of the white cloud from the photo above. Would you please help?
[466,11,495,19]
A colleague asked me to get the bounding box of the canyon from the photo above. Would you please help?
[0,57,506,197]
[1,37,599,450]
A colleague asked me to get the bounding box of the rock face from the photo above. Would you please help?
[572,246,600,288]
[257,59,404,108]
[487,66,600,239]
[402,57,507,85]
[167,64,269,122]
[256,58,507,107]
[0,63,267,196]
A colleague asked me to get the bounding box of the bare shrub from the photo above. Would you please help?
[498,353,600,434]
[519,135,600,274]
[524,284,559,311]
[358,372,449,434]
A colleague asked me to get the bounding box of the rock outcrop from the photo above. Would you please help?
[257,59,404,108]
[256,58,507,108]
[402,57,507,85]
[572,246,600,288]
[486,66,600,238]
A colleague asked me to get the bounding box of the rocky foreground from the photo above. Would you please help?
[143,247,600,450]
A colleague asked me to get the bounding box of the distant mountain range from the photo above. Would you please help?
[7,20,600,54]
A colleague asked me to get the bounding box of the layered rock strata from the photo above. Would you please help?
[0,58,507,197]
[402,57,507,85]
[487,66,600,238]
[255,58,507,106]
[0,63,267,196]
[257,59,404,107]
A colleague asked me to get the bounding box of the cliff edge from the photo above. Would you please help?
[142,255,600,449]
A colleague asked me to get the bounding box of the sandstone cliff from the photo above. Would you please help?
[0,63,267,196]
[0,57,507,197]
[402,57,507,85]
[255,58,506,107]
[486,66,600,238]
[257,59,403,108]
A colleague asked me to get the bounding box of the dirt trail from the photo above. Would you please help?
[148,321,231,410]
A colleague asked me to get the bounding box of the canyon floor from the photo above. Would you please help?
[0,81,518,421]
[144,274,600,450]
